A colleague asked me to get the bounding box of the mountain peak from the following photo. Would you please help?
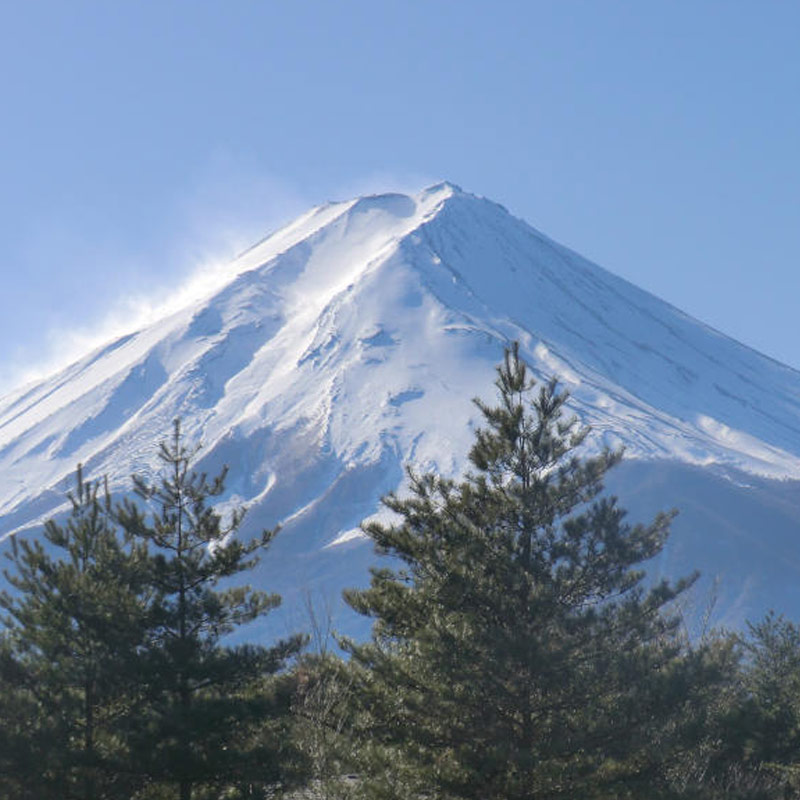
[421,179,464,196]
[4,183,800,632]
[2,183,800,541]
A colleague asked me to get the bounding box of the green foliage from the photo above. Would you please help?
[290,652,360,800]
[720,612,800,798]
[115,421,305,799]
[343,343,702,799]
[0,422,305,800]
[662,615,800,800]
[0,466,150,798]
[743,613,800,760]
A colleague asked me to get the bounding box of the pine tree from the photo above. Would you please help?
[0,467,150,799]
[719,612,800,798]
[114,420,306,800]
[0,629,53,799]
[0,424,308,799]
[344,344,700,799]
[663,630,780,800]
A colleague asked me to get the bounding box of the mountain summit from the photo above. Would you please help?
[2,183,800,631]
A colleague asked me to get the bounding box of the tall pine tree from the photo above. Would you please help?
[1,423,307,799]
[0,467,150,799]
[344,343,701,799]
[115,420,305,800]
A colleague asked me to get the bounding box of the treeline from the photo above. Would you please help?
[1,345,800,799]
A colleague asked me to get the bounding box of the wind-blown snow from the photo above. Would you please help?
[2,181,800,632]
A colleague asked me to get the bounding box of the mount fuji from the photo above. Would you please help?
[2,182,800,637]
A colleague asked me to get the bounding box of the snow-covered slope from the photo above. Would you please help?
[2,182,800,632]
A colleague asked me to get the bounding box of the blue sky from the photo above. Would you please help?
[1,1,798,388]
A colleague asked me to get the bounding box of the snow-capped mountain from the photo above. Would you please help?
[2,182,800,635]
